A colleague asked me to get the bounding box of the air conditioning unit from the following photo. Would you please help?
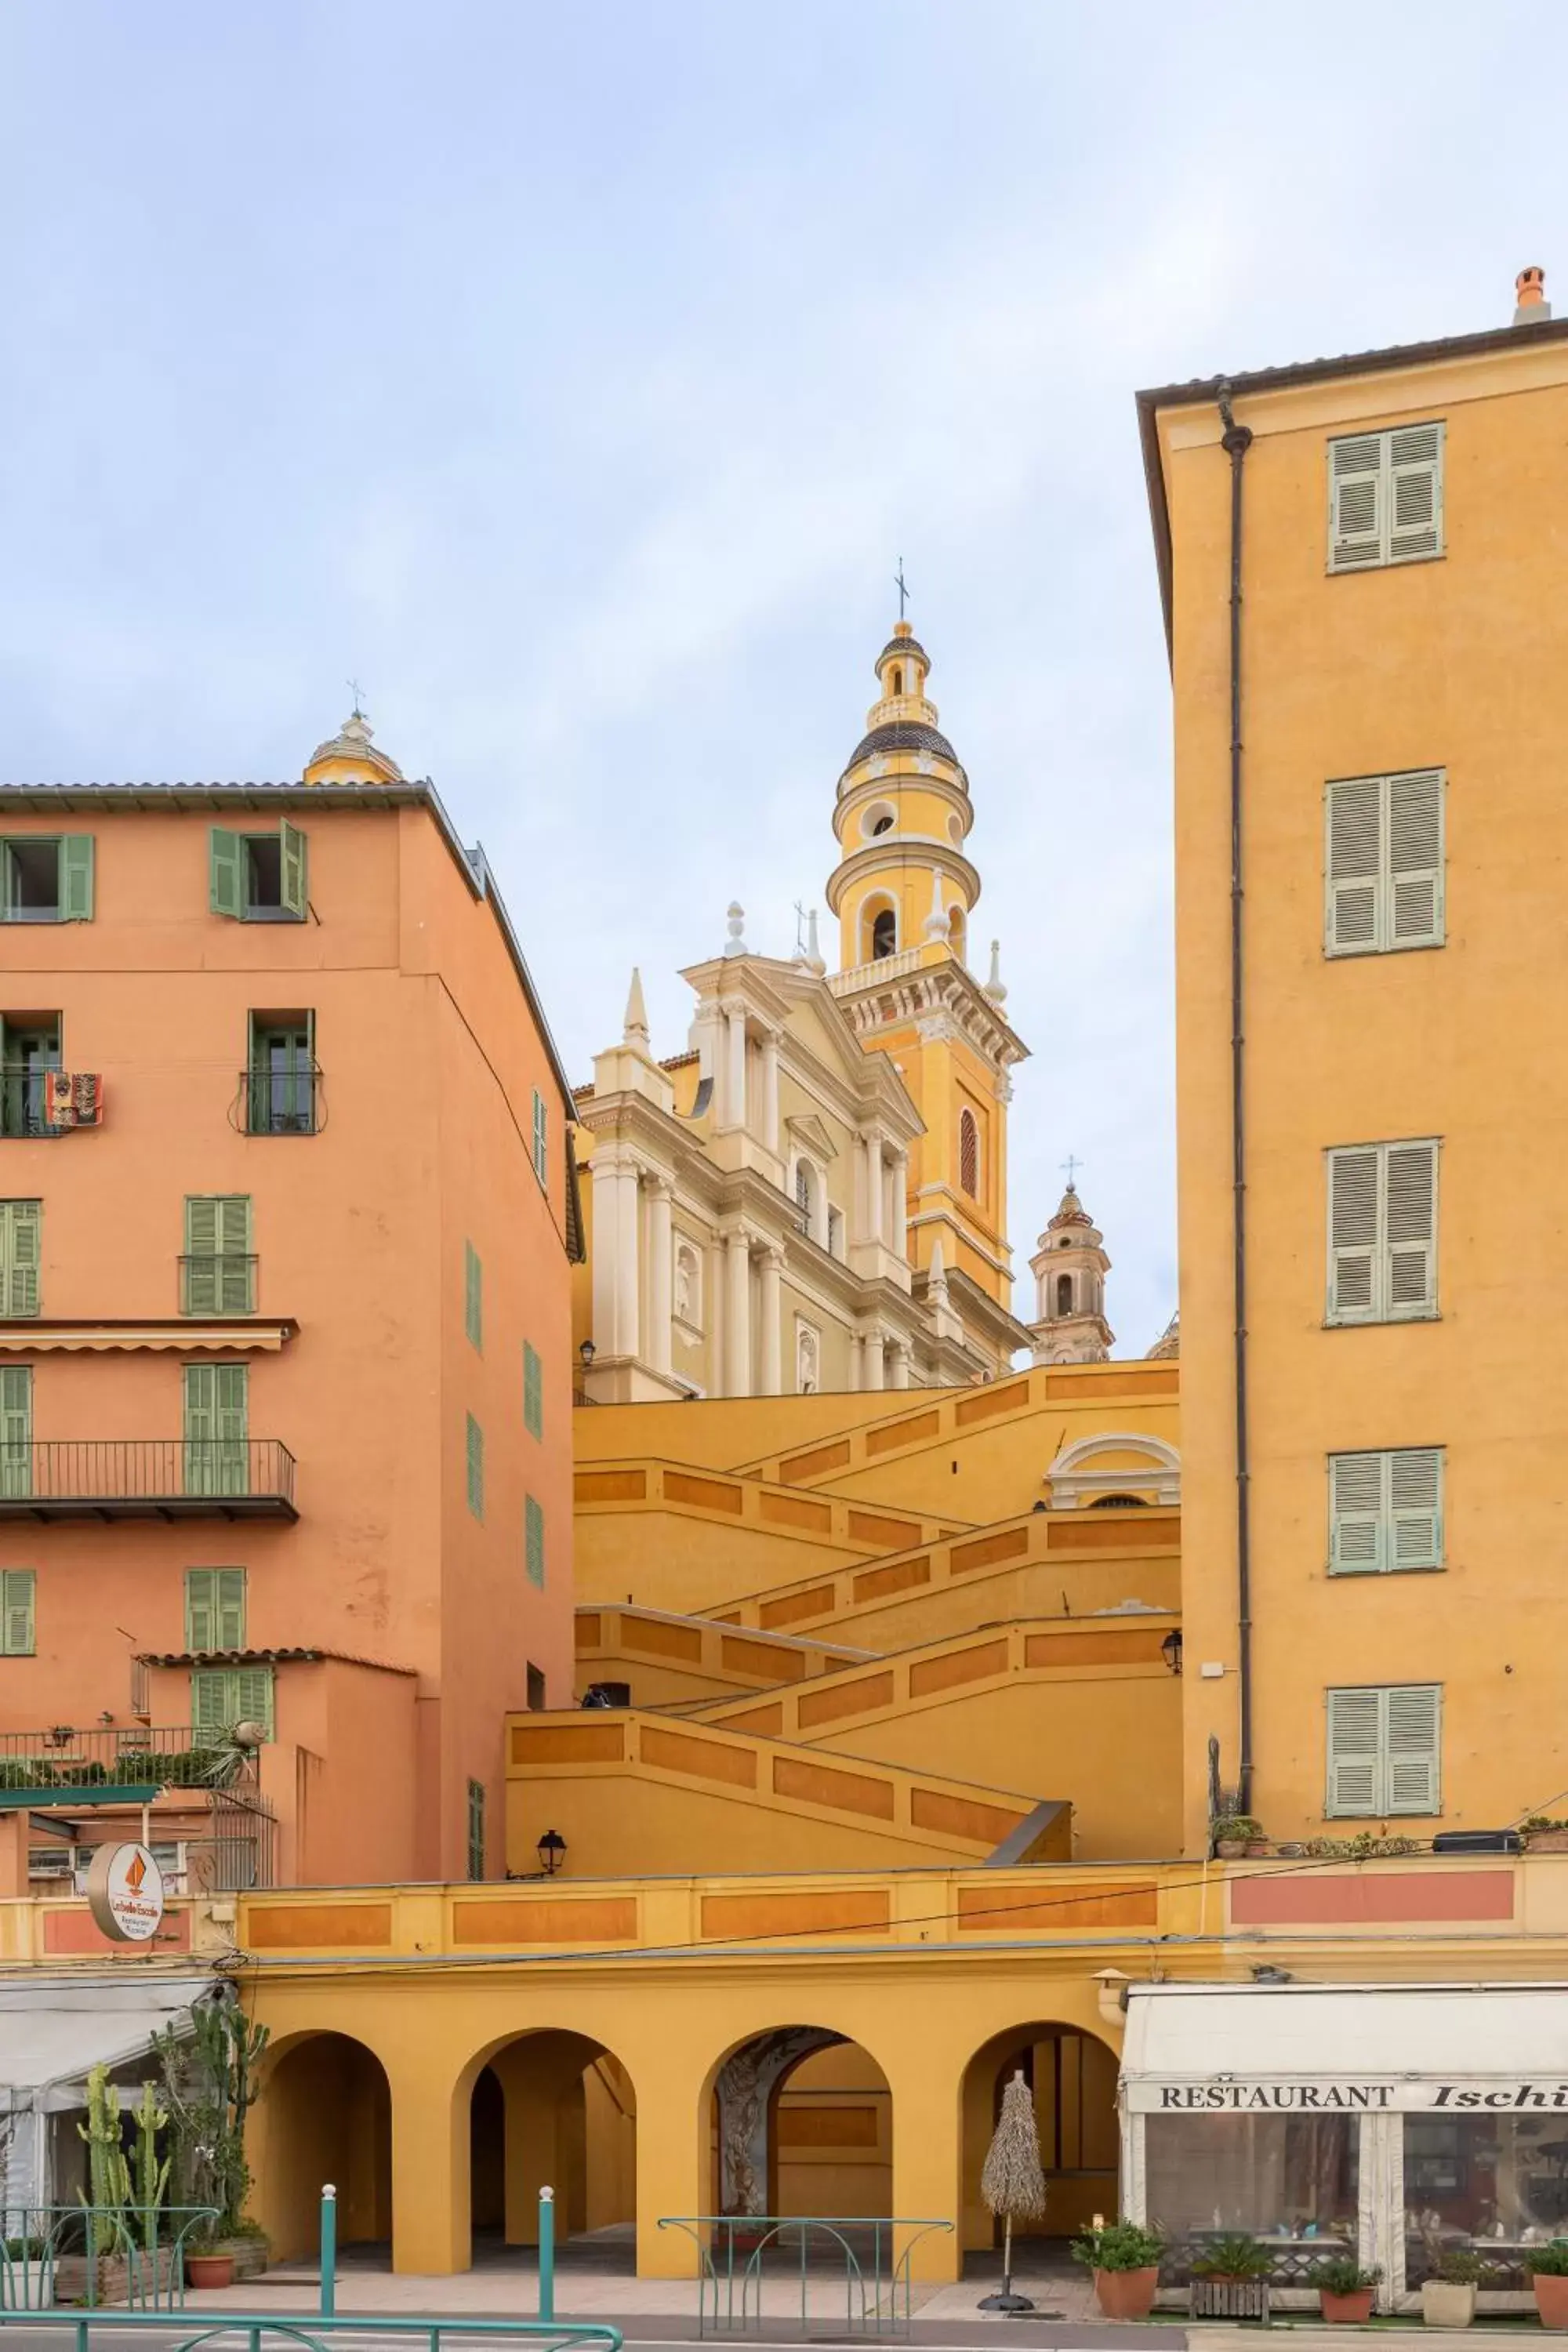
[27,1849,72,1881]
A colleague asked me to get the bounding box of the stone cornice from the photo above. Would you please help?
[833,958,1029,1070]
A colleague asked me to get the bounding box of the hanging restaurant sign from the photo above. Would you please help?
[85,1842,165,1944]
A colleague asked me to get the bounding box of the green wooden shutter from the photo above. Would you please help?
[466,1778,485,1880]
[1387,770,1445,948]
[0,1367,31,1499]
[191,1665,274,1738]
[532,1090,548,1183]
[1,1200,41,1317]
[1329,1451,1385,1573]
[218,1196,253,1312]
[279,821,308,920]
[464,1241,483,1351]
[525,1493,545,1588]
[183,1196,219,1313]
[1327,1146,1380,1323]
[1389,1447,1443,1570]
[523,1341,543,1440]
[1326,1687,1382,1817]
[1328,432,1385,571]
[184,1363,249,1495]
[1384,1140,1438,1318]
[0,1570,34,1656]
[59,837,95,922]
[209,828,244,918]
[185,1566,246,1653]
[466,1413,485,1521]
[1388,423,1444,564]
[1325,776,1382,956]
[1385,1684,1442,1814]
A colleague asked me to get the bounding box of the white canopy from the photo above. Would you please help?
[0,1976,197,2111]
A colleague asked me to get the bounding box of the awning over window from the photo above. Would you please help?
[0,1976,198,2111]
[1123,1981,1568,2113]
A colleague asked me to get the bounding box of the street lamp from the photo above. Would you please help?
[1160,1628,1184,1675]
[579,1338,596,1369]
[537,1829,567,1876]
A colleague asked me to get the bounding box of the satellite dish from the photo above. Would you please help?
[230,1720,268,1749]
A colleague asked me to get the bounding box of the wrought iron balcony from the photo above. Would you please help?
[0,1065,103,1138]
[0,1726,261,1799]
[178,1254,257,1315]
[0,1439,297,1522]
[239,1064,321,1137]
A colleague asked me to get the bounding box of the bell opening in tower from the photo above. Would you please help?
[871,907,897,960]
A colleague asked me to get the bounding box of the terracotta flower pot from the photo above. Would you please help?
[1319,2286,1375,2323]
[185,2253,235,2291]
[1214,1840,1247,1859]
[1094,2265,1160,2320]
[1530,1831,1568,1853]
[1534,2273,1568,2329]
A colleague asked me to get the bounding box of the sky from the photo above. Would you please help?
[1,1,1560,1355]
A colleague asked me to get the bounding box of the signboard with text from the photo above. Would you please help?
[85,1842,166,1944]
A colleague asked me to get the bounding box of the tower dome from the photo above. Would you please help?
[1028,1182,1114,1365]
[303,706,405,787]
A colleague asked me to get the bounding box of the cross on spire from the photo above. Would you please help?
[1062,1153,1083,1189]
[894,557,909,621]
[347,677,366,718]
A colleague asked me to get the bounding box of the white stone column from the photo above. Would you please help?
[615,1161,641,1359]
[647,1178,673,1374]
[723,1004,748,1133]
[889,1150,908,1259]
[760,1031,781,1155]
[848,1331,863,1392]
[758,1245,783,1396]
[890,1340,910,1391]
[725,1230,752,1397]
[591,1151,642,1358]
[863,1328,885,1392]
[866,1134,884,1245]
[706,1236,726,1396]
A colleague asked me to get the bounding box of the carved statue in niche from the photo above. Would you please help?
[675,1243,699,1328]
[797,1322,819,1396]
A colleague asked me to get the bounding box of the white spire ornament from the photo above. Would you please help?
[622,967,650,1050]
[805,908,826,977]
[923,869,952,942]
[984,939,1008,1004]
[721,902,749,959]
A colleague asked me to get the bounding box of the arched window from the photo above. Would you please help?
[795,1160,815,1223]
[890,666,903,695]
[959,1109,980,1199]
[870,813,894,836]
[1090,1494,1149,1510]
[870,906,897,960]
[1055,1272,1074,1316]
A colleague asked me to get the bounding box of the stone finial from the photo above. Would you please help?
[928,1237,950,1300]
[983,938,1007,1004]
[804,907,827,977]
[623,967,650,1050]
[721,902,749,960]
[922,869,952,942]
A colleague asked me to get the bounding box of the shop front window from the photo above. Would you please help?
[1406,2114,1568,2285]
[1145,2114,1359,2280]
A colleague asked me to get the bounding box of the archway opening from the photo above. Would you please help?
[466,2030,637,2279]
[710,2028,891,2224]
[960,2022,1120,2285]
[252,2032,392,2267]
[868,905,898,961]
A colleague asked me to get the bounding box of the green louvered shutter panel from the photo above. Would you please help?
[1326,1686,1382,1817]
[0,1367,31,1499]
[523,1341,543,1440]
[186,1566,246,1653]
[1385,1139,1439,1319]
[1388,769,1445,949]
[525,1493,545,1588]
[1,1570,34,1656]
[466,1413,484,1521]
[464,1241,483,1351]
[184,1197,219,1314]
[1329,1451,1385,1574]
[231,1664,274,1736]
[1327,1146,1380,1324]
[1324,776,1382,956]
[1389,1447,1443,1570]
[184,1363,248,1495]
[209,828,244,917]
[192,1664,274,1737]
[1385,1683,1442,1814]
[1388,423,1444,564]
[466,1779,485,1880]
[191,1668,230,1734]
[279,820,308,920]
[532,1090,548,1183]
[59,837,94,922]
[217,1196,253,1312]
[2,1201,41,1318]
[1327,432,1385,572]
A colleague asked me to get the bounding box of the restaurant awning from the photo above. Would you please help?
[0,1975,199,2111]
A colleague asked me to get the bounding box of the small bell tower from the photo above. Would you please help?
[1028,1181,1113,1364]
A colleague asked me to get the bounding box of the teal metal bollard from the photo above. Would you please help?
[538,2187,555,2322]
[320,2183,337,2317]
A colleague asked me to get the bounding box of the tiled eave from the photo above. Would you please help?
[0,1319,297,1353]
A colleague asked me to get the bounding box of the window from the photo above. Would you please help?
[464,1241,483,1352]
[959,1108,980,1200]
[1055,1272,1073,1316]
[182,1196,253,1315]
[1327,1139,1438,1324]
[861,802,896,841]
[890,666,903,696]
[0,1569,34,1656]
[1326,1682,1441,1817]
[1329,1447,1443,1574]
[246,1013,318,1135]
[183,1364,249,1497]
[532,1089,548,1185]
[0,1019,61,1140]
[466,1777,485,1880]
[209,822,308,922]
[523,1341,543,1440]
[466,1413,485,1521]
[191,1664,274,1739]
[1328,422,1444,572]
[525,1493,545,1588]
[0,1201,40,1317]
[184,1567,247,1652]
[1326,769,1444,955]
[870,907,898,960]
[0,837,93,924]
[826,1205,844,1262]
[0,1367,31,1499]
[526,1662,546,1711]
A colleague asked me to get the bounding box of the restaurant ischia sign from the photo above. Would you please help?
[1133,2079,1568,2112]
[85,1842,166,1944]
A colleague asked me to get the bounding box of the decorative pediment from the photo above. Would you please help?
[784,1112,837,1163]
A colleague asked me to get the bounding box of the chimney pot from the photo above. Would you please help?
[1514,266,1551,325]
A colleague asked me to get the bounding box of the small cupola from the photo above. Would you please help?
[1028,1181,1114,1366]
[303,706,405,787]
[875,621,931,706]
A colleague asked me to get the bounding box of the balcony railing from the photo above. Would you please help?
[178,1254,257,1315]
[0,1726,261,1796]
[0,1065,102,1138]
[0,1439,298,1521]
[240,1065,321,1137]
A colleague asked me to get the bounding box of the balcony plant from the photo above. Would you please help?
[1525,2240,1568,2328]
[1307,2254,1381,2323]
[1211,1813,1266,1859]
[1523,1816,1568,1853]
[1071,2219,1167,2320]
[1190,2231,1272,2320]
[1420,2245,1494,2328]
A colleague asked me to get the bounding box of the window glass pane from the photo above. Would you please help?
[1144,2113,1359,2273]
[1404,2114,1568,2284]
[2,840,60,921]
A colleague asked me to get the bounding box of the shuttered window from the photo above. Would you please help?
[1328,423,1445,572]
[0,837,93,924]
[183,1364,249,1497]
[466,1777,485,1881]
[466,1413,485,1522]
[0,1367,31,1499]
[185,1567,247,1653]
[959,1109,980,1199]
[191,1664,274,1739]
[210,825,308,921]
[532,1090,549,1185]
[464,1241,483,1352]
[0,1569,35,1656]
[1327,1683,1442,1817]
[0,1201,42,1318]
[183,1196,254,1314]
[523,1341,543,1441]
[525,1493,545,1588]
[1329,1448,1443,1573]
[1326,770,1444,955]
[1327,1139,1439,1324]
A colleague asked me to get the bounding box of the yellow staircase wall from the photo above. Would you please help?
[574,1605,873,1708]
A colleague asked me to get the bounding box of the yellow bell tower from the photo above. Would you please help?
[825,620,1030,1374]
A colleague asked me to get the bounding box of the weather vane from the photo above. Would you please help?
[894,557,909,622]
[1062,1153,1082,1188]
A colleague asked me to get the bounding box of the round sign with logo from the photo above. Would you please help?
[85,1842,165,1944]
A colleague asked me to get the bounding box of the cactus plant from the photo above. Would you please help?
[126,2082,169,2249]
[76,2065,127,2255]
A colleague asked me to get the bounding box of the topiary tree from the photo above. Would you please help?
[979,2069,1047,2313]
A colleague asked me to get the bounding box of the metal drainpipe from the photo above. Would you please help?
[1218,382,1255,1815]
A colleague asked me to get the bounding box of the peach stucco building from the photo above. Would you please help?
[0,711,580,1889]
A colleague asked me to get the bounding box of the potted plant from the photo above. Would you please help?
[1308,2253,1381,2322]
[1211,1813,1266,1859]
[154,1993,270,2284]
[1526,2241,1568,2328]
[1072,2219,1167,2320]
[1421,2245,1490,2327]
[978,2070,1046,2311]
[183,2225,234,2292]
[1190,2232,1272,2319]
[1524,1817,1568,1853]
[0,2235,50,2310]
